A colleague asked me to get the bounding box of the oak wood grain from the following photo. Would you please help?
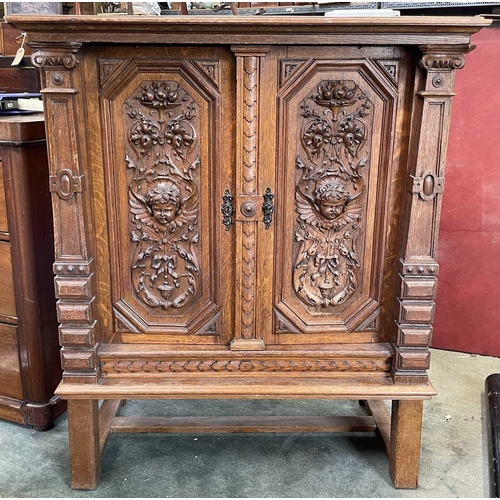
[98,399,122,453]
[17,15,487,490]
[0,323,23,400]
[111,415,377,434]
[0,241,16,318]
[7,16,490,47]
[68,399,100,490]
[56,376,436,400]
[389,400,423,489]
[366,399,391,455]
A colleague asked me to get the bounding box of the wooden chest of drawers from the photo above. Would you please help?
[0,114,65,429]
[9,14,490,490]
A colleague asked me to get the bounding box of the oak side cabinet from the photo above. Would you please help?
[8,14,490,490]
[0,114,65,429]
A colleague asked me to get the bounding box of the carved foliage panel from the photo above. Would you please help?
[125,81,201,311]
[275,61,395,334]
[294,79,373,308]
[101,62,225,336]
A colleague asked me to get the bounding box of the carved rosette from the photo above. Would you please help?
[293,80,373,308]
[124,81,201,310]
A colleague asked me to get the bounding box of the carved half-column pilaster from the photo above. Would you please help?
[32,43,99,383]
[230,46,270,351]
[392,45,471,385]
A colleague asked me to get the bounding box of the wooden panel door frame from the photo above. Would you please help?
[86,46,236,348]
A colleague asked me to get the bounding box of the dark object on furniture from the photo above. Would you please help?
[8,14,490,489]
[486,374,500,498]
[0,21,39,93]
[0,113,65,430]
[0,56,40,93]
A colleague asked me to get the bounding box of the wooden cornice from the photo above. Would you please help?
[6,15,491,46]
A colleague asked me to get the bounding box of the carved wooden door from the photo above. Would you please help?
[91,46,235,346]
[86,45,408,352]
[251,46,408,348]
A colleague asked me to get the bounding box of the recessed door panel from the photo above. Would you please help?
[273,58,398,340]
[99,52,234,342]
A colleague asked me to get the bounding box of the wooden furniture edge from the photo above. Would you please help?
[0,395,25,424]
[0,395,66,429]
[6,15,491,45]
[0,114,45,144]
[6,15,492,28]
[55,377,437,399]
[98,342,394,356]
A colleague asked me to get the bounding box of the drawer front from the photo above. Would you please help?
[0,241,16,319]
[0,322,23,400]
[0,161,8,234]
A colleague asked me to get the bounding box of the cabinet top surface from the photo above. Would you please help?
[7,15,490,46]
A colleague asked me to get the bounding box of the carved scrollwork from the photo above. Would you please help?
[420,54,465,70]
[293,80,373,307]
[125,81,200,310]
[98,59,125,88]
[191,59,221,89]
[32,51,79,69]
[279,59,308,87]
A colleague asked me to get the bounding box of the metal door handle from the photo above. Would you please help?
[262,187,274,229]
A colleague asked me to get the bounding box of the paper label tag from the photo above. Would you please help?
[11,47,25,66]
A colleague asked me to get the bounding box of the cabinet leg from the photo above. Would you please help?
[389,400,423,489]
[67,399,100,490]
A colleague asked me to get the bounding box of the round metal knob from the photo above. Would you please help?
[241,201,257,217]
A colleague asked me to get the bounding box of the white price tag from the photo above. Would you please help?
[11,47,25,66]
[11,32,27,66]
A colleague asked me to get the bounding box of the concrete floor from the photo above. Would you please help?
[0,348,497,498]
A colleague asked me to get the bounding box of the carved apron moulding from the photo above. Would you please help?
[293,80,373,309]
[100,358,391,375]
[124,81,201,310]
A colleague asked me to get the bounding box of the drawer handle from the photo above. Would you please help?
[221,189,235,231]
[262,187,274,229]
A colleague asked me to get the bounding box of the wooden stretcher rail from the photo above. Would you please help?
[110,415,378,434]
